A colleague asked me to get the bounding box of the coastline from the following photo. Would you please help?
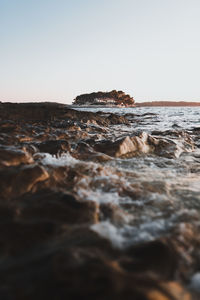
[0,102,200,299]
[70,102,200,108]
[135,101,200,107]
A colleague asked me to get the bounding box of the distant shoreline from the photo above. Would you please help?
[135,101,200,107]
[1,102,200,108]
[70,101,200,108]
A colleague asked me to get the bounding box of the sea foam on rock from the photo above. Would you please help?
[0,145,33,167]
[0,102,199,299]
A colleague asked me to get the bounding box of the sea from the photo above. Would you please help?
[44,106,200,250]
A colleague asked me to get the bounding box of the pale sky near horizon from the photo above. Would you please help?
[1,0,200,104]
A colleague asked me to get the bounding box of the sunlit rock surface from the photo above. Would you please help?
[0,102,200,299]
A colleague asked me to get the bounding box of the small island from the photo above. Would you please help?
[72,90,135,107]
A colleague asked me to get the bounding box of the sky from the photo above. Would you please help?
[0,0,200,104]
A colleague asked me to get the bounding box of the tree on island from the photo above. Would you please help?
[73,90,135,106]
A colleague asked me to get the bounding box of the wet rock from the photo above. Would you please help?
[23,144,38,155]
[51,243,190,300]
[124,240,178,280]
[0,205,16,222]
[74,142,112,162]
[64,109,130,127]
[192,127,200,133]
[0,164,49,200]
[66,124,81,131]
[0,223,192,300]
[107,113,130,125]
[94,136,136,157]
[0,220,57,255]
[168,223,200,280]
[94,133,153,158]
[146,282,191,300]
[130,132,153,154]
[18,189,99,224]
[0,145,33,167]
[0,102,199,299]
[37,139,71,156]
[0,102,130,127]
[148,133,194,158]
[0,102,68,121]
[0,120,17,133]
[85,124,108,133]
[100,202,131,225]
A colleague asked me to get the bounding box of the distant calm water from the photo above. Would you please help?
[75,106,200,131]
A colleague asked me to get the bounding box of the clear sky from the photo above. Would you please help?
[1,0,200,103]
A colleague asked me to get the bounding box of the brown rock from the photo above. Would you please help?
[0,145,33,167]
[0,102,67,121]
[94,134,153,158]
[148,134,194,158]
[0,220,57,255]
[64,109,130,126]
[100,202,131,225]
[18,189,99,224]
[74,142,112,162]
[37,139,71,156]
[124,240,178,280]
[94,136,135,157]
[0,164,49,200]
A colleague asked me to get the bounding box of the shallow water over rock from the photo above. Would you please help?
[1,103,200,299]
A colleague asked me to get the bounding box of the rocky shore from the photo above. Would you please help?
[0,102,200,299]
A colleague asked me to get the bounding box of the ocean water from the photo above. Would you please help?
[76,106,200,131]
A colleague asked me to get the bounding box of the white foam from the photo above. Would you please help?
[91,221,125,248]
[39,153,78,166]
[91,218,172,249]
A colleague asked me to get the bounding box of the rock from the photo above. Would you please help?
[0,102,68,121]
[0,220,57,255]
[94,133,153,158]
[0,120,17,133]
[0,205,15,222]
[73,90,135,106]
[93,131,195,159]
[18,189,99,224]
[94,136,135,157]
[63,109,130,126]
[147,282,191,300]
[100,202,131,225]
[130,132,153,154]
[0,164,49,200]
[0,145,33,167]
[148,133,194,158]
[124,240,177,280]
[73,142,112,162]
[107,113,130,125]
[37,139,71,156]
[0,101,198,300]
